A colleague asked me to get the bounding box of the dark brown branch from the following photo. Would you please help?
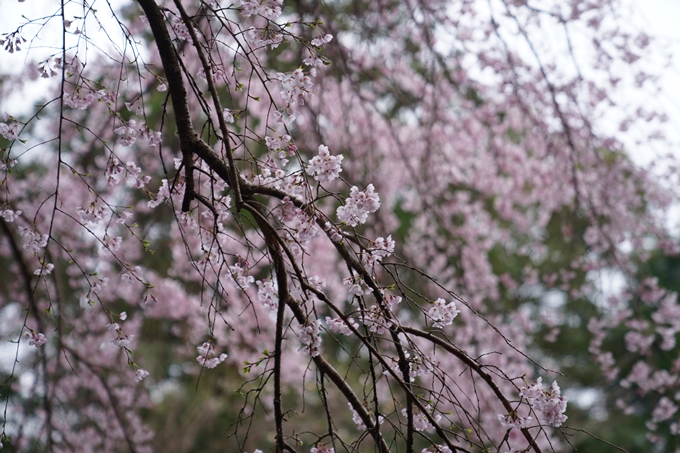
[172,0,243,208]
[137,0,241,213]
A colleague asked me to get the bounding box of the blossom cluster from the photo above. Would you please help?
[298,319,322,357]
[1,208,21,222]
[248,158,307,200]
[111,333,134,349]
[237,0,283,21]
[387,352,432,382]
[363,235,395,267]
[427,298,460,328]
[271,196,320,257]
[17,226,48,253]
[170,16,192,43]
[1,30,25,53]
[422,446,452,453]
[337,184,381,226]
[147,179,181,208]
[257,279,278,310]
[229,262,255,289]
[243,26,282,49]
[196,342,228,369]
[134,369,150,382]
[34,263,54,276]
[198,66,227,84]
[518,377,568,427]
[325,316,359,335]
[277,69,314,107]
[307,144,343,183]
[76,199,107,225]
[265,133,297,166]
[63,90,105,110]
[311,34,333,47]
[497,412,532,429]
[0,118,20,140]
[113,119,161,148]
[343,275,371,298]
[23,330,47,347]
[402,405,441,432]
[349,402,385,431]
[362,305,392,335]
[310,447,334,453]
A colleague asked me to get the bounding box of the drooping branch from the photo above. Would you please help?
[242,198,391,453]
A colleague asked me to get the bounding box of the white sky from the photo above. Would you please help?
[625,0,680,232]
[628,0,680,164]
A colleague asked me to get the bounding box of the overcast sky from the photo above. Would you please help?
[629,0,680,163]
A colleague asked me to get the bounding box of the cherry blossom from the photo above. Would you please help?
[114,120,139,146]
[0,208,21,222]
[402,405,441,432]
[369,235,395,261]
[0,120,20,140]
[362,305,392,335]
[336,184,381,226]
[298,319,322,357]
[237,0,283,21]
[17,226,48,253]
[325,316,359,335]
[63,90,103,110]
[1,0,678,450]
[422,446,452,453]
[23,331,47,347]
[245,26,283,50]
[134,369,150,382]
[497,412,532,430]
[307,144,343,183]
[519,378,568,427]
[33,263,54,275]
[310,446,334,453]
[222,108,234,124]
[75,199,106,224]
[112,334,134,348]
[257,279,278,310]
[277,69,314,107]
[349,402,384,431]
[229,262,255,289]
[652,397,678,423]
[427,298,461,329]
[310,34,333,47]
[196,342,228,369]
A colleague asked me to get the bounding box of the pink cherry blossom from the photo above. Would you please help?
[1,0,678,450]
[298,320,322,357]
[196,342,228,369]
[23,331,47,347]
[427,298,460,328]
[325,316,358,335]
[519,378,568,427]
[402,405,441,432]
[336,184,381,226]
[134,369,150,382]
[307,144,343,183]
